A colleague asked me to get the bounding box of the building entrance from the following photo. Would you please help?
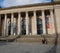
[21,18,26,35]
[7,20,11,35]
[37,17,43,34]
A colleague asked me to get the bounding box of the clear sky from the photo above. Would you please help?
[0,0,51,8]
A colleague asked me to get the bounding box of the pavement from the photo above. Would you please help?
[0,42,60,53]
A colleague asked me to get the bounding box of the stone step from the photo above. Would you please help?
[18,35,58,38]
[0,35,20,42]
[0,35,60,45]
[16,36,60,45]
[47,38,60,45]
[19,35,43,38]
[16,38,43,43]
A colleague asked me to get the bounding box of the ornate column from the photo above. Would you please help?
[4,14,7,37]
[50,9,55,34]
[18,12,21,35]
[11,13,14,35]
[42,10,46,35]
[26,12,29,35]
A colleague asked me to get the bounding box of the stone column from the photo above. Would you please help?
[26,12,29,35]
[11,13,14,35]
[0,15,1,36]
[42,10,46,35]
[50,9,55,34]
[32,11,37,35]
[4,14,7,37]
[18,12,21,35]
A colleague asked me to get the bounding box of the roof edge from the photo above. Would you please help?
[0,2,60,10]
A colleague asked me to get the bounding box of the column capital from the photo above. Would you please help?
[11,13,14,19]
[26,11,28,14]
[50,9,54,17]
[4,14,7,18]
[26,11,28,13]
[18,12,21,14]
[33,11,36,12]
[41,9,45,11]
[50,9,53,11]
[5,14,7,17]
[33,11,36,16]
[33,10,36,12]
[42,10,45,12]
[5,13,7,15]
[18,12,21,17]
[11,13,14,15]
[26,11,28,19]
[50,9,53,13]
[26,11,28,15]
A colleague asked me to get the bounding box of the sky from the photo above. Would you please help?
[0,0,51,8]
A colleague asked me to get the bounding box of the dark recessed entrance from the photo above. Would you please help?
[8,20,11,35]
[21,17,26,35]
[37,17,43,34]
[36,11,43,35]
[20,12,26,35]
[7,14,11,36]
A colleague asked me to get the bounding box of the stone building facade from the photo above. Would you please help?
[0,1,60,37]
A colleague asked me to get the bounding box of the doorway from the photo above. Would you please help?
[37,17,43,34]
[20,18,26,35]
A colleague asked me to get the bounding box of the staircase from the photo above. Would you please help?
[0,35,20,42]
[16,35,43,43]
[0,35,60,45]
[16,35,60,45]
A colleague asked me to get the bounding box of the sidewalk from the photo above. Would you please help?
[0,42,60,53]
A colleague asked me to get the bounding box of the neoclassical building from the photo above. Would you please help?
[0,1,60,37]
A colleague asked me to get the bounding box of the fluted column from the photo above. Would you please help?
[32,11,37,35]
[18,12,21,35]
[11,13,14,35]
[26,12,29,35]
[42,10,46,35]
[4,14,7,37]
[50,9,55,34]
